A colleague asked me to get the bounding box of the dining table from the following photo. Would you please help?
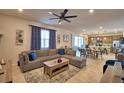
[91,48,101,58]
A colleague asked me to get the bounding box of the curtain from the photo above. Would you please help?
[49,30,56,49]
[31,25,41,50]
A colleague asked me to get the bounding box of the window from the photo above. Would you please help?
[73,35,84,48]
[74,36,78,46]
[41,29,50,49]
[72,35,84,57]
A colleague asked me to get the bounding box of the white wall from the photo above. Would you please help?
[0,15,33,64]
[0,15,75,64]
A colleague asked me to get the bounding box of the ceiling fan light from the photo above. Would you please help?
[104,37,107,40]
[18,9,23,12]
[59,22,61,24]
[99,26,103,30]
[48,12,52,14]
[82,29,86,31]
[89,9,94,13]
[49,9,77,24]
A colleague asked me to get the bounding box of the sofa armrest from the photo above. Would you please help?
[18,54,25,67]
[19,53,29,66]
[70,56,86,68]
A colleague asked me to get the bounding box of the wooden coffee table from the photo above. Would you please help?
[43,57,69,78]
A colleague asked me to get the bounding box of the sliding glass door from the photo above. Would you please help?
[72,35,84,57]
[72,35,84,49]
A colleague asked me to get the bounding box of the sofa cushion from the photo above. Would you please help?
[48,55,61,59]
[28,52,37,61]
[106,60,115,66]
[30,58,44,63]
[63,55,73,59]
[41,55,60,61]
[66,49,75,56]
[30,56,50,63]
[35,57,48,62]
[69,56,86,68]
[71,56,86,61]
[22,50,36,54]
[58,49,65,55]
[49,49,57,56]
[36,50,49,57]
[105,60,124,69]
[37,55,61,62]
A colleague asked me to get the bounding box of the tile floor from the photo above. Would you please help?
[12,53,115,83]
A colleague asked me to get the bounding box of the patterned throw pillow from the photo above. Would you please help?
[58,49,65,55]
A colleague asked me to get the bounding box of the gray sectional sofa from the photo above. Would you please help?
[19,49,86,72]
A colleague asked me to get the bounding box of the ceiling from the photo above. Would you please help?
[0,9,124,34]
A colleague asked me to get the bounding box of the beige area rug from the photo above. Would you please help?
[24,65,80,83]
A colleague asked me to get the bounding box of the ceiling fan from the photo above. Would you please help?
[48,9,77,24]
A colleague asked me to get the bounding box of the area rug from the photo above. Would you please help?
[24,65,80,83]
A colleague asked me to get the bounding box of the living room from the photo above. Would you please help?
[0,9,124,83]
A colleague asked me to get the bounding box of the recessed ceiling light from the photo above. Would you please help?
[18,9,23,12]
[99,26,103,30]
[115,31,118,33]
[48,12,53,14]
[83,32,86,34]
[104,37,107,40]
[97,37,100,40]
[89,9,94,13]
[114,29,117,31]
[58,22,61,24]
[82,29,86,31]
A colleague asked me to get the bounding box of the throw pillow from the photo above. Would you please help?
[58,49,65,55]
[67,50,75,56]
[28,52,37,61]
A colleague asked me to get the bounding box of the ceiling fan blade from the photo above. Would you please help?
[64,18,71,23]
[49,18,59,20]
[62,9,68,16]
[52,13,60,17]
[58,19,62,24]
[49,9,77,24]
[64,16,77,18]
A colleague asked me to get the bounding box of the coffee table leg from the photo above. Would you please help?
[49,68,52,78]
[44,65,46,74]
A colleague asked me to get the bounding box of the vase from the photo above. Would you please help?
[58,58,62,63]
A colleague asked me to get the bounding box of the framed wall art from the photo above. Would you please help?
[16,30,24,46]
[63,34,69,42]
[57,34,61,44]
